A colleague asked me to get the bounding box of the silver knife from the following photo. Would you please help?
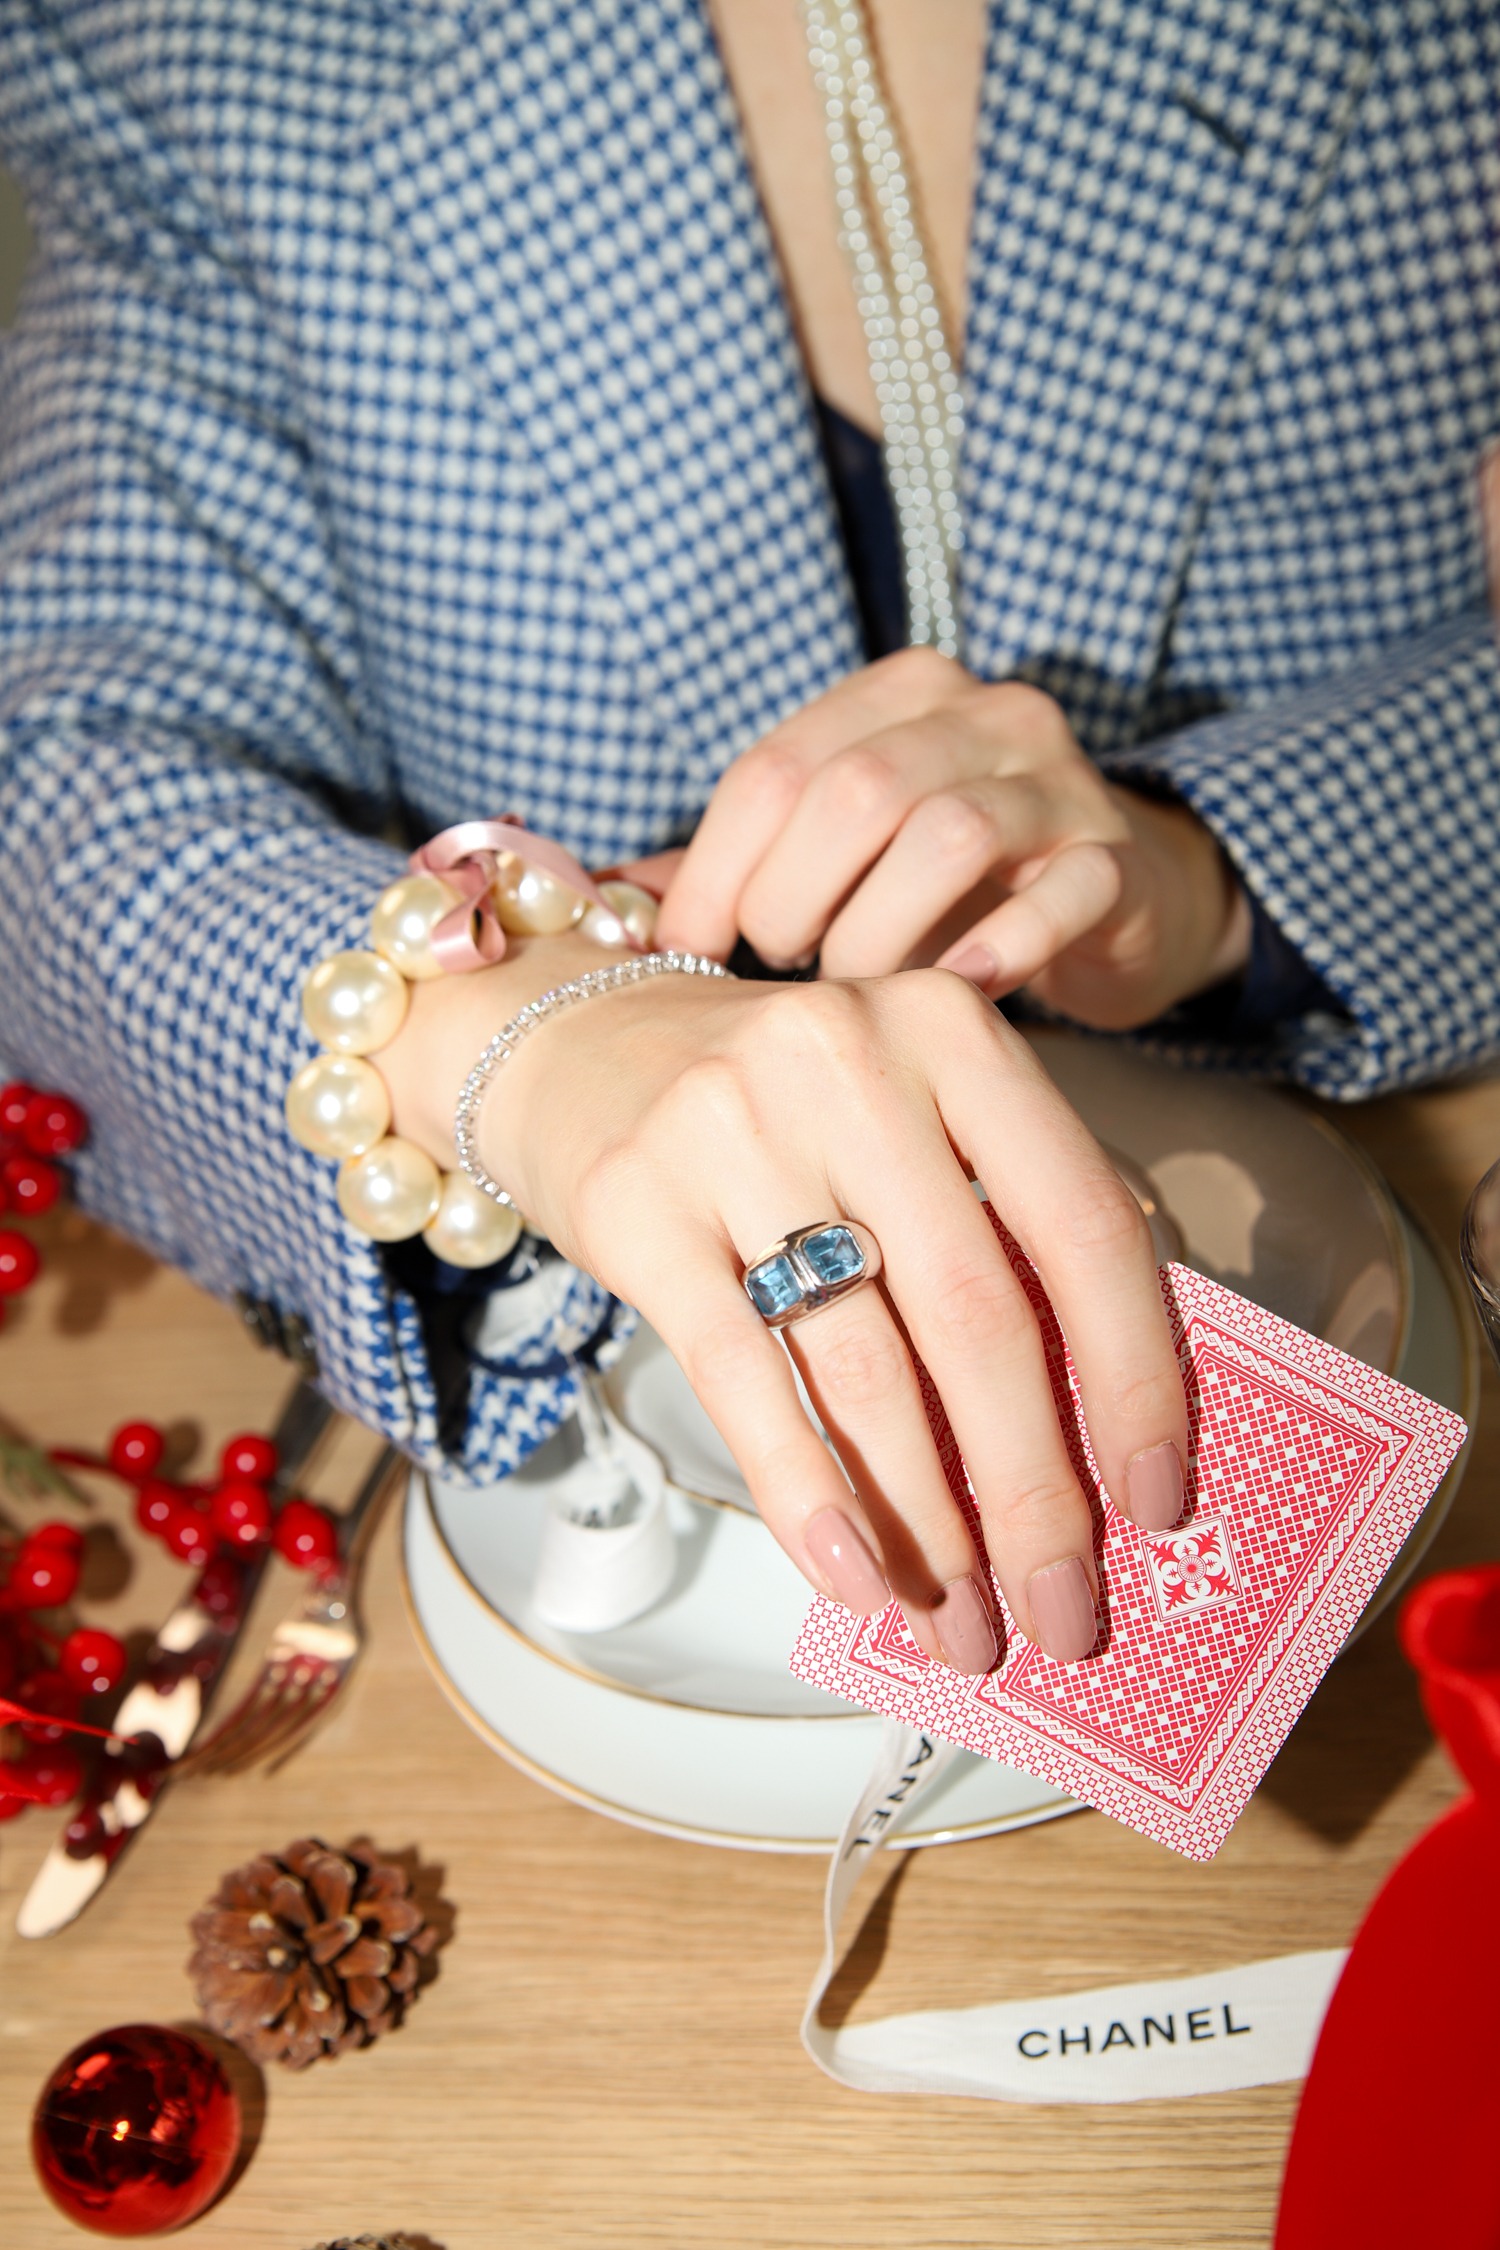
[17,1377,335,1938]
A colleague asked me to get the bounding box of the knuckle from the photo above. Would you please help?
[806,1314,911,1414]
[648,1051,754,1144]
[674,1311,770,1403]
[881,644,962,698]
[911,787,998,873]
[737,737,806,815]
[824,742,909,827]
[1058,1175,1153,1264]
[1101,1362,1184,1433]
[992,679,1072,746]
[927,1256,1030,1354]
[983,1469,1085,1546]
[752,977,870,1071]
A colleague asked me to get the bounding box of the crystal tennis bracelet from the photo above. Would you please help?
[453,950,733,1210]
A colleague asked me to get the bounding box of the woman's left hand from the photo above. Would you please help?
[652,649,1250,1030]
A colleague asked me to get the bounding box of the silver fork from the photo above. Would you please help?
[180,1442,405,1778]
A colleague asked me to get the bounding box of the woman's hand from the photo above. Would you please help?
[382,939,1190,1670]
[653,649,1250,1030]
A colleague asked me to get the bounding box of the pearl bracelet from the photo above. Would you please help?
[453,951,733,1210]
[284,820,664,1268]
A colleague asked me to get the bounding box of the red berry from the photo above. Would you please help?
[0,1230,40,1295]
[210,1480,272,1549]
[15,1668,81,1741]
[22,1090,87,1157]
[0,1081,34,1137]
[273,1498,338,1571]
[163,1503,213,1566]
[107,1420,166,1479]
[9,1540,80,1608]
[194,1555,242,1620]
[9,1741,83,1806]
[27,1521,84,1557]
[60,1627,128,1698]
[0,1154,60,1216]
[134,1480,178,1540]
[219,1432,278,1485]
[0,1631,16,1697]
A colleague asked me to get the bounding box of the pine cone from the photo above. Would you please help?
[188,1836,438,2069]
[309,2239,424,2249]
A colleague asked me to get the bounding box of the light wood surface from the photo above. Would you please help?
[2,1072,1496,2250]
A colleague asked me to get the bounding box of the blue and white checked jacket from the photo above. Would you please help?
[1,0,1498,1478]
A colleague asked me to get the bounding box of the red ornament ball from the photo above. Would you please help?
[0,1229,41,1295]
[107,1422,165,1480]
[32,2024,241,2237]
[0,1079,34,1137]
[0,1153,61,1216]
[23,1089,88,1157]
[9,1538,81,1608]
[218,1432,278,1485]
[60,1628,128,1699]
[210,1480,272,1549]
[272,1498,338,1571]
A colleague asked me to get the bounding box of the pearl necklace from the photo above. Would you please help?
[800,0,965,657]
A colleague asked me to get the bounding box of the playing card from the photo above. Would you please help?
[790,1212,1467,1860]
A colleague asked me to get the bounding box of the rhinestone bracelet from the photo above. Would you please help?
[454,950,733,1210]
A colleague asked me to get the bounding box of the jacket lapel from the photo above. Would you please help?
[357,0,859,795]
[962,0,1372,750]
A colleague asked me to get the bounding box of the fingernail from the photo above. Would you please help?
[931,1574,999,1675]
[1125,1442,1186,1532]
[804,1508,890,1615]
[1027,1557,1097,1663]
[943,943,998,990]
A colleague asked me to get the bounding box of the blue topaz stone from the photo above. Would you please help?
[745,1253,804,1320]
[800,1225,866,1288]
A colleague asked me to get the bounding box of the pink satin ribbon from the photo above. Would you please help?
[407,816,647,973]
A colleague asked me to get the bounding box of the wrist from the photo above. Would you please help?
[1116,787,1250,1004]
[377,930,630,1172]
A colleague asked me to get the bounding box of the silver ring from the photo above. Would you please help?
[742,1220,882,1330]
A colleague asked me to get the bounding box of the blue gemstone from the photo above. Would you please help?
[800,1225,865,1288]
[746,1253,804,1319]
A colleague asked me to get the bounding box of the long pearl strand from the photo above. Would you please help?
[800,0,965,657]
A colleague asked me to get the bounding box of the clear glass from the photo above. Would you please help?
[1460,1156,1500,1368]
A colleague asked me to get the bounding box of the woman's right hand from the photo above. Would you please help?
[383,939,1189,1671]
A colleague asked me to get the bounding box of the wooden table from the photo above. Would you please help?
[2,1074,1496,2250]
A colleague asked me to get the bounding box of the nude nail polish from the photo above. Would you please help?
[931,1574,999,1675]
[1125,1442,1186,1533]
[804,1508,890,1615]
[1027,1557,1097,1663]
[943,943,997,990]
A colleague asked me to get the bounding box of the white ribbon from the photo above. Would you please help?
[803,1722,1347,2103]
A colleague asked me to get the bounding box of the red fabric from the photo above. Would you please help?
[1276,1567,1500,2250]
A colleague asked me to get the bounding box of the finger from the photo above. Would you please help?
[919,979,1191,1546]
[827,1103,1103,1662]
[632,1223,895,1618]
[937,841,1124,996]
[609,848,685,898]
[817,773,1056,978]
[656,647,964,958]
[782,1280,998,1672]
[735,708,1000,967]
[712,1138,998,1671]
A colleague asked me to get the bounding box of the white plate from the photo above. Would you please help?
[402,1044,1478,1853]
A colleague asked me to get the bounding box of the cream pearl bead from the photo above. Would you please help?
[492,855,586,937]
[370,872,462,982]
[302,949,409,1055]
[285,1053,391,1160]
[336,1137,441,1241]
[597,879,659,949]
[422,1172,525,1269]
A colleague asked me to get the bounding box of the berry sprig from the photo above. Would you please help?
[0,1079,86,1332]
[0,1523,129,1821]
[49,1423,339,1576]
